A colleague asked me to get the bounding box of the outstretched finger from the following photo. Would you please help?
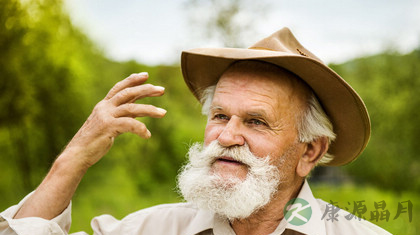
[110,84,165,106]
[113,103,167,118]
[105,72,149,100]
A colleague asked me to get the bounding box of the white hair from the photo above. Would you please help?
[200,85,336,165]
[297,93,336,165]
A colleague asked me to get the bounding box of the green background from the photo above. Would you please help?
[1,0,418,234]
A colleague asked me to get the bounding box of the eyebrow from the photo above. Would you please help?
[247,112,265,118]
[210,105,270,119]
[209,105,224,112]
[247,110,274,122]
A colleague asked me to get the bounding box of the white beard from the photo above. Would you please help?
[177,141,285,220]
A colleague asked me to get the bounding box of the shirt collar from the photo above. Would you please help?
[282,180,327,235]
[184,206,215,235]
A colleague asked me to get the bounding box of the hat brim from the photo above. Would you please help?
[181,48,371,166]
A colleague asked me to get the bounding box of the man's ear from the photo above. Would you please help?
[296,137,329,177]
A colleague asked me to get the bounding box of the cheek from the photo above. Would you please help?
[248,134,297,161]
[204,123,220,146]
[247,138,278,158]
[273,143,302,172]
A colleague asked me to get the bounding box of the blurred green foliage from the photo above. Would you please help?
[0,0,419,235]
[0,0,206,202]
[312,183,419,235]
[332,51,420,192]
[0,0,96,194]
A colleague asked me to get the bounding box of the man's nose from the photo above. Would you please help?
[217,116,245,147]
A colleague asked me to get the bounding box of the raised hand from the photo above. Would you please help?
[66,72,166,168]
[14,72,166,220]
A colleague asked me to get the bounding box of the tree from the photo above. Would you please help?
[184,0,269,47]
[0,0,102,196]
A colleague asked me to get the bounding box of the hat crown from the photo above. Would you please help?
[250,27,323,63]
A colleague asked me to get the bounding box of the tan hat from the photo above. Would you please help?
[181,27,370,166]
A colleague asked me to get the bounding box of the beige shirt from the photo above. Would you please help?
[0,181,391,235]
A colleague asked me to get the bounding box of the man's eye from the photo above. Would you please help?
[214,114,229,120]
[249,119,266,126]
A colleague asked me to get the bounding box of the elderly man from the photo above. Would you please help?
[0,28,390,235]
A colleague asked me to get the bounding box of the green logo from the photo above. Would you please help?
[283,198,312,226]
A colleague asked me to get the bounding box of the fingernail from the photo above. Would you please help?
[157,108,167,114]
[139,72,148,77]
[146,130,151,138]
[155,86,165,91]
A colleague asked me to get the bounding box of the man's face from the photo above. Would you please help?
[177,64,312,219]
[204,66,308,183]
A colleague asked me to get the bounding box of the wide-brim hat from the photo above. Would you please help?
[180,27,370,166]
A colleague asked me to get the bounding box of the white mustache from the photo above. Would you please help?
[190,141,271,169]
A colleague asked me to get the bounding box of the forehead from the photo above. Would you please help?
[213,61,311,110]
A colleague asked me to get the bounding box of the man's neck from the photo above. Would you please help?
[230,179,304,235]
